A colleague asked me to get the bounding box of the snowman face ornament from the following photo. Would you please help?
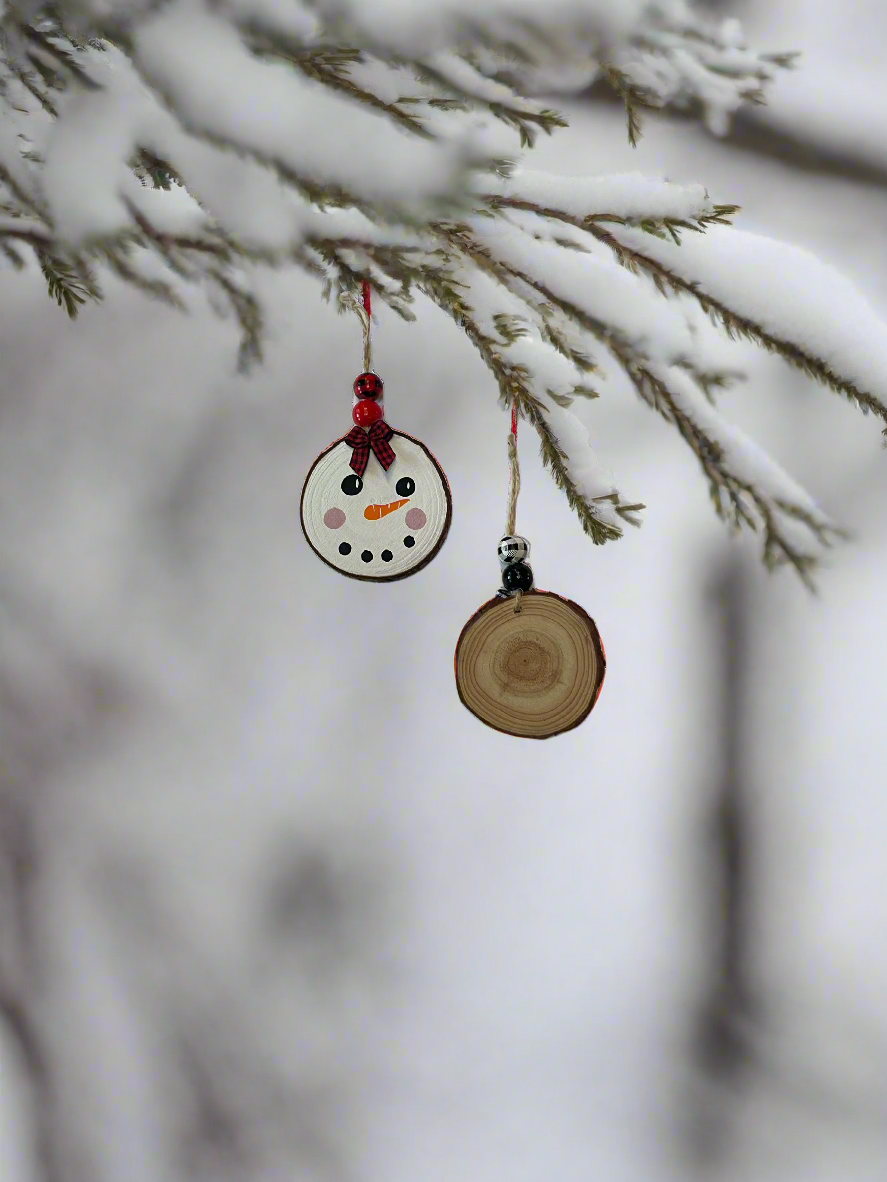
[301,429,451,581]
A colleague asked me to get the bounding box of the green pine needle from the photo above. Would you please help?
[39,255,101,319]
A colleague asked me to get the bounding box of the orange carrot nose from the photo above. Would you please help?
[364,498,410,521]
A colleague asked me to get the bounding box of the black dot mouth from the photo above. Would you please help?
[381,550,393,562]
[338,542,351,556]
[361,550,373,563]
[404,536,415,548]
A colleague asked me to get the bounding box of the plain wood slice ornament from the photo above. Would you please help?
[455,410,606,739]
[456,591,605,738]
[301,283,451,581]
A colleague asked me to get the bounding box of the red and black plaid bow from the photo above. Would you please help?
[344,421,395,477]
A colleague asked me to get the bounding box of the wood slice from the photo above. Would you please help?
[454,590,606,739]
[301,428,451,582]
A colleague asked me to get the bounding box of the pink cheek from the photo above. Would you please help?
[404,508,427,530]
[323,508,346,529]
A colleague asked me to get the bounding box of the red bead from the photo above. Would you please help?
[354,372,384,400]
[352,398,383,427]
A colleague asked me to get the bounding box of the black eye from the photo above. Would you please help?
[395,476,415,497]
[341,474,363,496]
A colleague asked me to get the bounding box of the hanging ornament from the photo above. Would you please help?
[454,407,606,739]
[301,282,452,581]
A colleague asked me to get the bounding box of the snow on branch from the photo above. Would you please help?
[0,0,880,580]
[424,261,644,541]
[600,223,887,431]
[637,363,843,586]
[441,205,847,577]
[602,0,797,142]
[131,4,471,211]
[486,168,715,225]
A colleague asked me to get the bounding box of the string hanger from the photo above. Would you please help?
[506,403,520,537]
[345,279,374,373]
[361,280,372,372]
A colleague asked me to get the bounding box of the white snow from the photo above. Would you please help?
[535,386,642,529]
[1,0,780,310]
[0,116,44,211]
[34,44,308,249]
[221,0,321,44]
[424,51,532,107]
[611,223,887,415]
[131,0,467,213]
[489,168,713,223]
[472,211,694,363]
[42,81,142,242]
[122,180,210,239]
[654,362,835,539]
[305,0,649,55]
[606,1,784,135]
[0,215,49,243]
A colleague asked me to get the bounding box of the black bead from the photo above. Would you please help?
[338,542,351,556]
[395,476,415,497]
[502,561,533,592]
[381,550,393,562]
[361,550,373,563]
[403,536,415,548]
[341,474,363,496]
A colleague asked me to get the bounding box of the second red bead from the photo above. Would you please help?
[352,398,384,427]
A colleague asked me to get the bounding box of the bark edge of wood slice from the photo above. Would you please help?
[454,589,606,739]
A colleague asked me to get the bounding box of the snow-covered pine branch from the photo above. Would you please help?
[0,0,884,580]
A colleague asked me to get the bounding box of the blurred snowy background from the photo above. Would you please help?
[2,0,887,1179]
